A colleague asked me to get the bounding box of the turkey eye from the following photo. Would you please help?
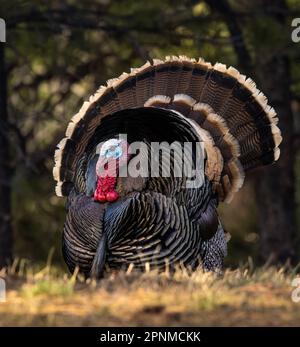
[114,147,122,159]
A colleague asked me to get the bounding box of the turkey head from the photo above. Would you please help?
[94,138,129,203]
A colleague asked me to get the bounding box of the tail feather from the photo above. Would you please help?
[53,56,282,203]
[109,73,137,109]
[175,56,194,95]
[134,61,155,105]
[186,59,211,100]
[153,59,170,95]
[199,64,236,112]
[164,57,183,97]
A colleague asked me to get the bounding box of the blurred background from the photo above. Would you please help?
[0,0,299,271]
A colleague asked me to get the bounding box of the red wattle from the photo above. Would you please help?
[94,175,118,203]
[94,191,106,202]
[106,191,119,202]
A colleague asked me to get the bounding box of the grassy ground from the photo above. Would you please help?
[0,260,300,327]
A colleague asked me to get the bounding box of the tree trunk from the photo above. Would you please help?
[253,0,298,264]
[255,56,298,265]
[0,42,12,269]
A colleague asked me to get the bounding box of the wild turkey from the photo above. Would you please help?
[53,56,282,278]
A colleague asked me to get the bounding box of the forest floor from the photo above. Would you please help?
[0,262,300,327]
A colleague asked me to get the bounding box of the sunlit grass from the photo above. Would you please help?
[21,279,75,298]
[0,258,299,327]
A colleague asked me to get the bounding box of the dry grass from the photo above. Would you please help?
[0,259,300,327]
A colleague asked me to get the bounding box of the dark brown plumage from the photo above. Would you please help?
[53,56,281,277]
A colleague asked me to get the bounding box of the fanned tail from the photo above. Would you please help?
[53,56,282,202]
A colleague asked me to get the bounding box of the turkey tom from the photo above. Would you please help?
[53,56,282,278]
